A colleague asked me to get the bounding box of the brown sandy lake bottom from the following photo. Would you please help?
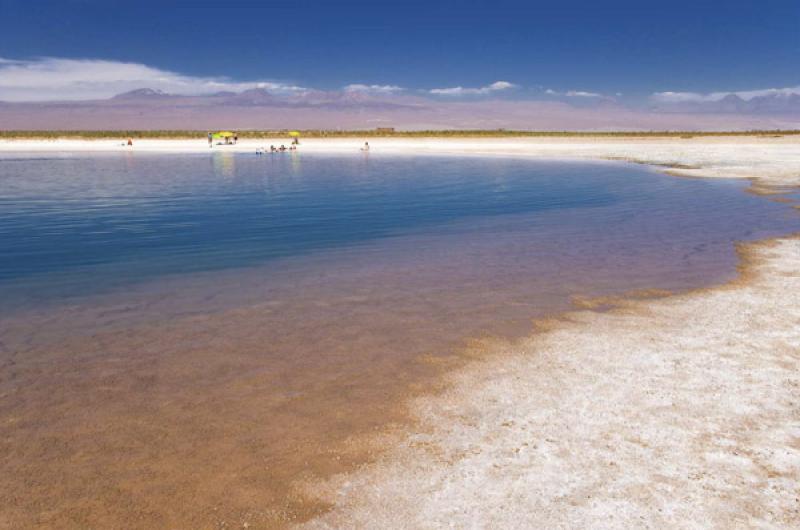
[1,153,798,528]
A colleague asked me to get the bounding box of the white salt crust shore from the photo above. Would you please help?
[295,139,800,528]
[303,236,800,529]
[3,136,800,527]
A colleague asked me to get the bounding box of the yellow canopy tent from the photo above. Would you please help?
[288,131,301,137]
[210,131,237,145]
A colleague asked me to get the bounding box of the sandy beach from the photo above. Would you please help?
[1,136,799,528]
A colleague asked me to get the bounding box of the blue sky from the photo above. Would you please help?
[0,0,798,101]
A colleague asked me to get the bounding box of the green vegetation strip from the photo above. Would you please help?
[1,130,798,140]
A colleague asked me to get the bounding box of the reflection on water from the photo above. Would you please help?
[0,153,798,528]
[212,150,236,179]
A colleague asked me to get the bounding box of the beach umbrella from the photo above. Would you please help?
[218,131,235,137]
[288,131,301,137]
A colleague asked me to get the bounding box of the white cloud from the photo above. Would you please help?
[0,57,307,101]
[546,88,607,98]
[565,90,602,98]
[429,80,516,96]
[343,84,404,93]
[652,86,800,103]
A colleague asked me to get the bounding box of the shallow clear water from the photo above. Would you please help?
[1,152,798,528]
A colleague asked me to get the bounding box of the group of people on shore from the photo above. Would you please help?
[120,136,372,152]
[256,144,298,155]
[203,135,372,154]
[255,137,300,155]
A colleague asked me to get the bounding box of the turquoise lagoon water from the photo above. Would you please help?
[1,151,797,316]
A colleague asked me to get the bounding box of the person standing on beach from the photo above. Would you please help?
[208,132,213,148]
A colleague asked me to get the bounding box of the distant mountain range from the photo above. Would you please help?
[111,88,171,99]
[652,93,800,114]
[1,88,799,131]
[107,87,428,110]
